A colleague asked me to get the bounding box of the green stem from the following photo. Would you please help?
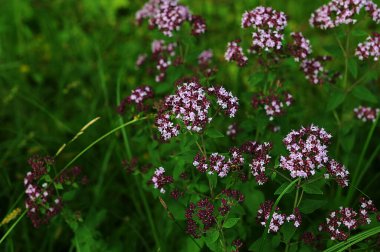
[286,180,301,252]
[0,210,27,245]
[346,116,379,205]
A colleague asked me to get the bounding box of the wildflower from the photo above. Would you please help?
[256,200,287,233]
[358,197,378,225]
[136,54,147,68]
[24,156,64,228]
[287,208,302,227]
[185,198,216,238]
[193,152,208,173]
[225,40,248,66]
[117,85,154,114]
[170,189,183,200]
[280,125,332,179]
[151,167,173,193]
[198,49,213,66]
[209,153,230,177]
[290,32,313,62]
[226,123,238,139]
[191,15,207,36]
[354,106,380,122]
[232,239,244,252]
[208,86,239,118]
[301,232,315,245]
[251,91,293,120]
[300,56,334,85]
[241,141,272,185]
[356,33,380,61]
[325,159,349,187]
[155,113,180,141]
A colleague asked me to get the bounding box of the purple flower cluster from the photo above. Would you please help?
[224,40,248,67]
[193,147,244,178]
[242,6,287,53]
[136,0,206,37]
[241,141,273,185]
[24,156,63,228]
[354,106,380,122]
[155,79,239,141]
[280,125,331,178]
[151,167,173,193]
[117,85,154,114]
[257,200,302,233]
[300,56,339,85]
[290,32,313,62]
[325,159,349,187]
[356,33,380,61]
[208,86,239,118]
[251,91,294,120]
[310,0,380,29]
[219,189,245,216]
[198,49,217,77]
[319,198,378,241]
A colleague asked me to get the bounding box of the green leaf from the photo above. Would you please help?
[63,191,76,201]
[204,230,219,244]
[327,91,346,111]
[281,222,296,242]
[274,182,294,195]
[54,183,64,190]
[271,234,281,248]
[223,217,240,228]
[352,86,378,103]
[348,58,358,78]
[206,128,224,138]
[302,182,324,195]
[299,199,327,214]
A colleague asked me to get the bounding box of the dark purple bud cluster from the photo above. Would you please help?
[224,40,248,67]
[251,90,293,121]
[242,6,287,53]
[232,239,244,252]
[319,198,378,241]
[185,198,216,238]
[354,105,380,122]
[117,85,154,114]
[151,167,173,193]
[300,56,339,85]
[191,15,207,36]
[356,33,380,61]
[310,0,380,30]
[286,208,302,228]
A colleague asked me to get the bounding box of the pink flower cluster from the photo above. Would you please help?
[300,56,339,85]
[241,141,273,185]
[24,156,63,228]
[117,85,154,114]
[151,167,173,193]
[310,0,380,29]
[280,125,349,187]
[280,125,331,178]
[242,6,287,53]
[197,49,217,77]
[208,86,239,118]
[319,198,378,241]
[251,91,294,120]
[289,32,313,62]
[136,0,206,37]
[354,106,380,122]
[155,80,239,141]
[193,147,244,178]
[257,200,302,233]
[224,40,248,67]
[356,33,380,61]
